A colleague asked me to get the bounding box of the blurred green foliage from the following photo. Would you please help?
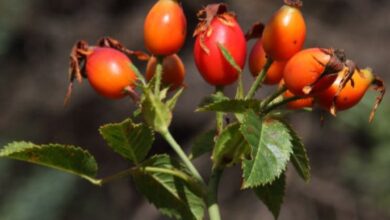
[339,92,390,214]
[0,161,77,220]
[0,0,388,219]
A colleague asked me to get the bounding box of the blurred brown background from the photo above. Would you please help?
[0,0,389,219]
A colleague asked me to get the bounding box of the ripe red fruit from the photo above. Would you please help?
[193,3,246,86]
[283,48,337,96]
[85,47,136,99]
[146,54,185,90]
[316,68,374,111]
[249,38,286,85]
[144,0,187,56]
[262,0,306,61]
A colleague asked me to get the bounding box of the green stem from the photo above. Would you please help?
[98,167,134,185]
[143,167,192,181]
[160,129,204,184]
[154,56,164,95]
[261,86,288,109]
[92,166,195,186]
[207,168,223,220]
[145,167,206,195]
[268,108,313,117]
[83,176,104,186]
[161,129,223,220]
[245,58,273,100]
[263,96,303,115]
[215,86,225,134]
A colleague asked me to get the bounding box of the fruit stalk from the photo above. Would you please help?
[160,129,204,183]
[246,58,273,99]
[215,86,225,134]
[207,168,223,220]
[261,86,288,108]
[154,56,164,95]
[263,95,304,114]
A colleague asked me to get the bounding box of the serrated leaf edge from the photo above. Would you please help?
[254,171,286,219]
[196,95,230,112]
[0,141,98,182]
[280,121,311,182]
[197,99,260,113]
[99,119,151,164]
[240,116,293,188]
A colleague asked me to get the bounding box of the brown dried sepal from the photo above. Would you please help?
[193,3,236,54]
[369,76,386,122]
[303,48,359,97]
[68,40,90,83]
[97,37,150,61]
[245,22,265,41]
[329,65,362,116]
[65,40,92,106]
[284,0,303,8]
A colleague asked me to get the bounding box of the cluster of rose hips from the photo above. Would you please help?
[65,0,384,121]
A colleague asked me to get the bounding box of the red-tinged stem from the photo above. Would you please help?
[284,0,303,8]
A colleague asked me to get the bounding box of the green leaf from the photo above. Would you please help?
[132,155,205,220]
[141,87,172,133]
[99,118,154,164]
[197,99,261,113]
[130,62,146,86]
[253,172,286,219]
[241,112,293,188]
[212,123,250,168]
[0,141,98,182]
[217,43,242,73]
[197,93,229,111]
[218,43,245,101]
[189,130,216,160]
[167,88,184,110]
[282,122,311,182]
